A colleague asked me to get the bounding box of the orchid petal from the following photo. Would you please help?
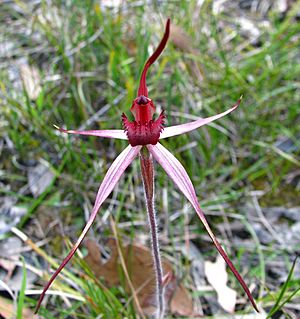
[54,125,128,140]
[35,144,141,313]
[160,97,241,139]
[147,143,258,312]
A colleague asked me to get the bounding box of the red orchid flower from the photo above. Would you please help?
[36,19,258,316]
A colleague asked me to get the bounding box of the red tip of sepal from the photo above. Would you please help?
[53,124,64,132]
[53,124,71,134]
[213,239,260,312]
[137,19,170,97]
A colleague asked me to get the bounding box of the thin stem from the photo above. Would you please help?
[140,147,165,319]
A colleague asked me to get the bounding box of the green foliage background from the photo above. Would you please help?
[1,0,299,318]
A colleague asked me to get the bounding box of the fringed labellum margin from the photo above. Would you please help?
[122,106,165,146]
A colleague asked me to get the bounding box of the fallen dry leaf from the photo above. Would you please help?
[170,24,196,54]
[0,236,37,292]
[0,237,22,284]
[20,64,41,100]
[205,255,237,313]
[169,23,203,82]
[0,197,27,236]
[84,239,198,317]
[27,161,55,197]
[0,296,38,319]
[169,281,194,317]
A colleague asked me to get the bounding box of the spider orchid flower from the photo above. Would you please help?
[36,19,258,316]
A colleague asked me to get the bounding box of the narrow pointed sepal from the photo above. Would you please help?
[147,142,259,312]
[160,97,242,139]
[138,19,170,97]
[35,145,141,313]
[54,125,128,140]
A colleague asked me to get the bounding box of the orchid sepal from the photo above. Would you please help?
[138,18,170,97]
[147,142,259,312]
[35,144,141,313]
[53,124,128,140]
[160,96,242,139]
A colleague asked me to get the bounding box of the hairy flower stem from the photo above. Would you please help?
[140,147,165,319]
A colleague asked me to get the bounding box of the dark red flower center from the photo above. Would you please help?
[122,110,165,147]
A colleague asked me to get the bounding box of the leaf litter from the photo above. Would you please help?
[0,295,38,319]
[0,236,37,292]
[20,64,42,101]
[0,197,27,236]
[204,255,237,313]
[27,161,55,197]
[84,239,199,317]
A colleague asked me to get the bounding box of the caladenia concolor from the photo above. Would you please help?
[35,19,258,317]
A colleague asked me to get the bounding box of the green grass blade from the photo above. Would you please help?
[16,257,27,319]
[267,255,298,318]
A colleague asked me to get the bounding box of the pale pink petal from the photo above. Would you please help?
[54,125,128,140]
[35,145,141,313]
[160,98,241,139]
[147,143,258,312]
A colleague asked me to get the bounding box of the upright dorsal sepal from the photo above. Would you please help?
[137,18,170,98]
